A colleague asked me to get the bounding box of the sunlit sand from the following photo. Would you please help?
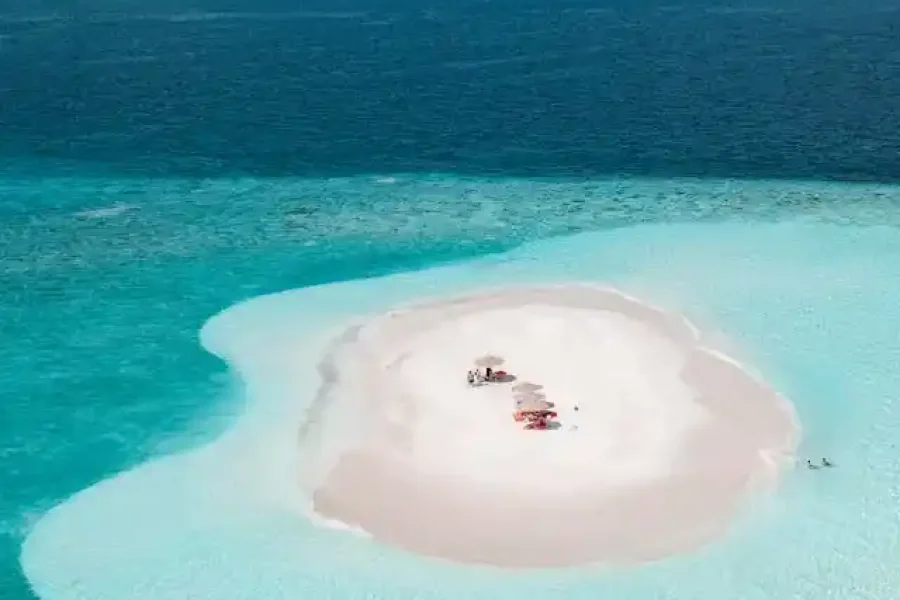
[302,285,798,567]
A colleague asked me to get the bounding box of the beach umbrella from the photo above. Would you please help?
[514,391,547,403]
[514,393,551,411]
[519,400,553,413]
[512,382,543,393]
[475,354,505,368]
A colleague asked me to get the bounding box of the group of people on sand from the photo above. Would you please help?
[466,366,498,386]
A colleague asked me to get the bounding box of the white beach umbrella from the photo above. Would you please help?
[518,399,552,412]
[512,382,543,393]
[475,354,505,368]
[514,391,551,411]
[513,391,547,402]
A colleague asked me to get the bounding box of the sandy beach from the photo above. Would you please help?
[300,285,798,568]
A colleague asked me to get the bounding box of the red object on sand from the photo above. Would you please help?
[494,370,507,377]
[525,410,557,420]
[514,410,557,424]
[525,418,550,430]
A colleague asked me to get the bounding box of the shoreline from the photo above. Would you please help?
[299,284,799,568]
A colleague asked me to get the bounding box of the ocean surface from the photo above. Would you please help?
[2,1,900,599]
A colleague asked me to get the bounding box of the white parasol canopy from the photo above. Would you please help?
[474,354,505,368]
[514,390,551,411]
[512,382,543,393]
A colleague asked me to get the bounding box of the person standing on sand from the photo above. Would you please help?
[467,371,475,386]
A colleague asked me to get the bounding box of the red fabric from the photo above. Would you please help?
[525,410,557,419]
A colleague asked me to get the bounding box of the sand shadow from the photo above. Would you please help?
[523,420,563,431]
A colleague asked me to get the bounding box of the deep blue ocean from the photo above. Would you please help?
[3,2,900,599]
[3,0,900,179]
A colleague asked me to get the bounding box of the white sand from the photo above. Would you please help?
[301,285,798,568]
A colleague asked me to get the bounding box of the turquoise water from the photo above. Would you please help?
[4,167,900,598]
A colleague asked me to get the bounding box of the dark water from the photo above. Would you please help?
[2,0,900,179]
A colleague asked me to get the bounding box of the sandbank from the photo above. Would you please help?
[300,285,798,568]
